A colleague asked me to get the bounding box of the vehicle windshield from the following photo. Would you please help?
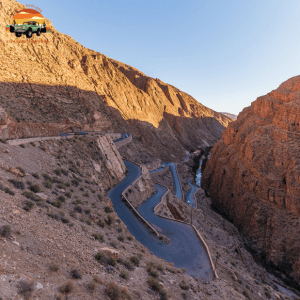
[23,21,38,25]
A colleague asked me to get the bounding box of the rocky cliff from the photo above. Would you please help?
[202,75,300,288]
[0,0,231,161]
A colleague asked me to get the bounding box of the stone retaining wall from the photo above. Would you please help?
[153,181,218,280]
[115,134,132,149]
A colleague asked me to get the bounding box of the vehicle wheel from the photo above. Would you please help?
[15,32,22,38]
[36,29,41,36]
[26,30,32,38]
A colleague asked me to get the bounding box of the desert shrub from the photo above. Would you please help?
[39,146,46,152]
[148,277,162,292]
[50,200,62,208]
[95,251,108,265]
[74,205,82,213]
[65,191,72,198]
[105,206,113,213]
[4,187,15,195]
[29,184,41,193]
[58,195,65,202]
[50,263,59,271]
[19,144,25,148]
[156,264,164,272]
[127,236,133,241]
[44,180,52,189]
[8,179,25,190]
[242,290,250,299]
[0,138,7,144]
[130,256,140,267]
[32,173,39,179]
[120,270,129,280]
[123,260,134,271]
[106,214,114,226]
[87,281,96,291]
[166,267,176,274]
[70,268,82,279]
[106,282,121,300]
[43,173,52,182]
[23,201,35,211]
[179,281,189,290]
[61,168,68,176]
[97,194,102,201]
[85,208,91,214]
[117,235,125,242]
[71,179,79,186]
[149,268,159,278]
[180,268,186,273]
[30,142,35,147]
[264,291,271,299]
[60,281,73,294]
[57,183,65,189]
[54,169,62,176]
[83,192,89,197]
[98,220,105,228]
[17,280,34,300]
[22,191,43,202]
[16,167,25,175]
[65,181,71,187]
[92,233,105,243]
[0,225,11,237]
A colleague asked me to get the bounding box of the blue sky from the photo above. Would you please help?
[20,0,300,115]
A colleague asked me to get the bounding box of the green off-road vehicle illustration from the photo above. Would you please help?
[14,21,44,38]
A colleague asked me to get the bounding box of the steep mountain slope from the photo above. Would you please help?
[219,112,237,120]
[0,0,231,161]
[202,76,300,288]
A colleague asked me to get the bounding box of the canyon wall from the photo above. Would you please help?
[0,0,231,161]
[202,75,300,287]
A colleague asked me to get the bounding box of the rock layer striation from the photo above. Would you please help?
[202,76,300,287]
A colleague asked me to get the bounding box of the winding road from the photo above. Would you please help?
[108,160,213,280]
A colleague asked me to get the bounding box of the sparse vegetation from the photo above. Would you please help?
[70,268,82,279]
[60,281,73,294]
[8,179,25,190]
[29,184,41,193]
[32,173,39,179]
[23,200,35,211]
[4,187,15,195]
[0,225,11,237]
[17,280,34,300]
[92,233,105,242]
[120,270,129,280]
[105,206,113,213]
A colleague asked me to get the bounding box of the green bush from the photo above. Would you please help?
[60,281,73,294]
[22,191,43,202]
[123,260,134,271]
[105,206,113,213]
[19,144,25,148]
[16,167,25,176]
[30,142,35,147]
[105,282,121,300]
[95,251,107,264]
[54,169,62,176]
[120,270,129,280]
[44,180,52,189]
[106,214,114,226]
[61,168,68,176]
[179,281,190,290]
[42,174,52,182]
[32,173,39,179]
[0,225,11,237]
[49,263,59,271]
[23,201,35,211]
[29,184,41,193]
[51,200,62,208]
[8,179,25,190]
[58,195,65,202]
[130,256,140,267]
[17,280,34,300]
[4,187,15,195]
[117,235,125,242]
[65,191,72,198]
[92,233,105,243]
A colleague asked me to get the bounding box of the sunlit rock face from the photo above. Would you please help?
[202,75,300,287]
[0,0,232,161]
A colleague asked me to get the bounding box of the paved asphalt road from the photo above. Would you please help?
[108,160,213,280]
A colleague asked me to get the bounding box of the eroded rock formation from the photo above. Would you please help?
[202,76,300,287]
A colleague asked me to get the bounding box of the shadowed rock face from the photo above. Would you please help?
[0,0,231,161]
[202,75,300,287]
